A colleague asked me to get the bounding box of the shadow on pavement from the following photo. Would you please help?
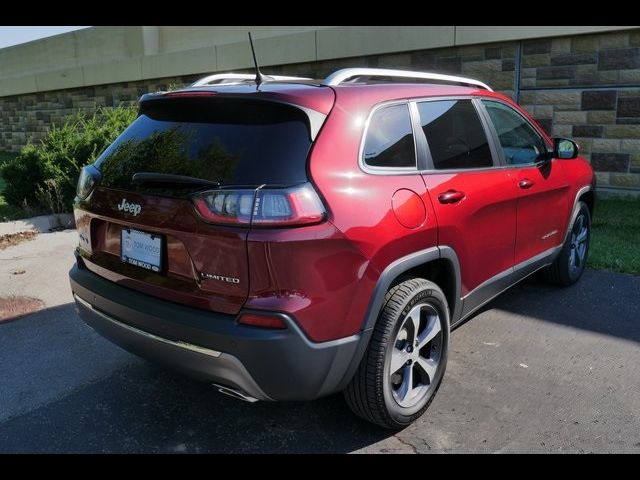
[1,267,638,452]
[473,269,640,343]
[0,359,388,453]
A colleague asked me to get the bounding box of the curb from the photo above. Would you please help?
[0,213,75,236]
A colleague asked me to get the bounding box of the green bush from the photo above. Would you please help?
[1,144,45,208]
[0,150,18,169]
[0,105,137,213]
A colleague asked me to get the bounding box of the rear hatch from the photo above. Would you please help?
[75,89,332,314]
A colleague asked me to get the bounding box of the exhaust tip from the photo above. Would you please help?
[212,383,259,403]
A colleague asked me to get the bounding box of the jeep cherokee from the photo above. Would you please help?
[69,68,595,428]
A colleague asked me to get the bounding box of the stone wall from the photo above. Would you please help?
[1,29,640,191]
[0,75,199,150]
[517,33,640,190]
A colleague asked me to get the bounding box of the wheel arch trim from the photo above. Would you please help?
[335,245,461,392]
[563,185,592,245]
[361,246,462,332]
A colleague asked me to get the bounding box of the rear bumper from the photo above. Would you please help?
[69,260,361,401]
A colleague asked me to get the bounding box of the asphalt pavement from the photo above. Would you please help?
[1,230,639,453]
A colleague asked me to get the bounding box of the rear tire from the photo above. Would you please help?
[543,201,591,286]
[344,278,450,429]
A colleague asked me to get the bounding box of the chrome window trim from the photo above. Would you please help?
[421,165,511,174]
[356,94,553,176]
[358,100,420,175]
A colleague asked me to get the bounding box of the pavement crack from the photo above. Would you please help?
[394,434,420,454]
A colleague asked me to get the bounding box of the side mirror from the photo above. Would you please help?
[553,137,579,159]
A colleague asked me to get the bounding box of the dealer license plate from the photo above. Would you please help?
[120,228,163,273]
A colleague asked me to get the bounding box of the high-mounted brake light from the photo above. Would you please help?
[163,91,218,97]
[192,183,326,227]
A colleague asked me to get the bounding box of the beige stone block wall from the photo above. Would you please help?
[2,27,640,191]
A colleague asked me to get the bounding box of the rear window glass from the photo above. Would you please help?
[363,104,416,168]
[95,98,312,190]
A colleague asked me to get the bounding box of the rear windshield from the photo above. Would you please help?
[95,97,312,191]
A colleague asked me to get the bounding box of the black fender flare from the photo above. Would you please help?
[562,185,593,245]
[335,246,461,391]
[360,246,462,331]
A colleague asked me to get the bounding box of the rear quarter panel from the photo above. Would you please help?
[305,86,440,340]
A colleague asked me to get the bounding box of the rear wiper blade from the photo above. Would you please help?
[132,172,220,188]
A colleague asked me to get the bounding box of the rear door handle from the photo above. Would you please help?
[519,178,535,189]
[438,190,466,204]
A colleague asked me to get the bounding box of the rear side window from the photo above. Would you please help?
[417,100,493,170]
[363,104,416,168]
[95,98,312,191]
[482,100,548,166]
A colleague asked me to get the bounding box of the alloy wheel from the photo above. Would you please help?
[389,304,443,408]
[569,213,589,276]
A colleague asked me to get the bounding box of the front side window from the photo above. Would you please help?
[363,104,416,168]
[417,100,493,170]
[482,100,547,166]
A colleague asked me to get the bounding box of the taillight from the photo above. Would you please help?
[193,189,255,225]
[76,164,101,200]
[193,183,326,227]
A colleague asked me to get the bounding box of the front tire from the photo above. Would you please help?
[543,201,591,286]
[344,278,450,429]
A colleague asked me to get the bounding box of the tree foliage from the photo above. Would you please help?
[0,106,137,213]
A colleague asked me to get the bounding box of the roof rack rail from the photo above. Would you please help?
[191,73,312,87]
[322,68,493,91]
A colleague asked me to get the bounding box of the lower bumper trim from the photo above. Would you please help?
[70,263,363,401]
[74,294,222,358]
[73,292,271,401]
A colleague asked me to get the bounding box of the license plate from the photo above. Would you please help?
[121,228,163,273]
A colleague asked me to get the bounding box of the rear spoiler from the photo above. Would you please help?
[138,91,328,141]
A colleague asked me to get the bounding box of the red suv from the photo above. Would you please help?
[69,68,595,429]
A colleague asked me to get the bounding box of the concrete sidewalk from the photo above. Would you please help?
[0,229,77,307]
[0,213,74,236]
